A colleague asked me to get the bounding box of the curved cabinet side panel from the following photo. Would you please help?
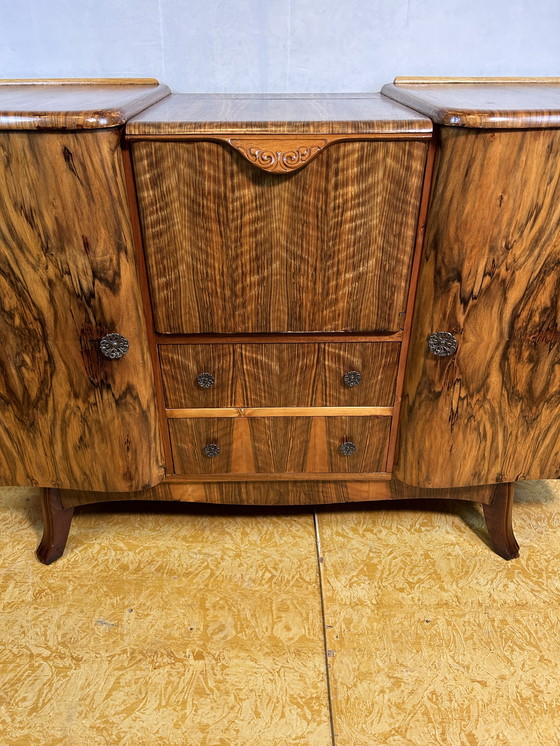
[0,129,164,491]
[395,127,560,488]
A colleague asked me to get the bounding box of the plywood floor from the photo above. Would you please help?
[1,482,559,745]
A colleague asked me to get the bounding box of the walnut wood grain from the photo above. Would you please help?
[159,342,400,408]
[58,480,394,507]
[58,478,497,507]
[0,80,170,130]
[133,139,427,334]
[0,130,164,490]
[121,142,175,475]
[161,344,236,408]
[382,78,560,128]
[126,92,432,136]
[169,416,390,475]
[395,127,560,488]
[386,137,437,473]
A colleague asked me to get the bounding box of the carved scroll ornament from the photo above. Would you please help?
[228,137,329,173]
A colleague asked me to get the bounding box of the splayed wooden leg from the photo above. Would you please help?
[482,482,519,560]
[36,488,74,565]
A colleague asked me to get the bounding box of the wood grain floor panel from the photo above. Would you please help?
[0,488,332,745]
[316,481,560,745]
[2,483,560,744]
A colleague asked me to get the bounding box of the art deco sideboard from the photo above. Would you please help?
[0,77,559,563]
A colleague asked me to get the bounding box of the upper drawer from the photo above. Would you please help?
[132,139,427,334]
[160,342,400,408]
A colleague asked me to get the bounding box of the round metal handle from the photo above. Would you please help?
[339,441,357,456]
[428,332,458,357]
[203,443,221,458]
[196,372,215,389]
[99,333,129,360]
[343,370,362,388]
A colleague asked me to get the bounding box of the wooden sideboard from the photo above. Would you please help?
[1,78,559,563]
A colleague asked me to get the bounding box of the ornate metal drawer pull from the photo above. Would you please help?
[99,333,129,360]
[343,370,362,387]
[203,443,221,458]
[339,441,357,456]
[428,331,458,357]
[196,372,215,389]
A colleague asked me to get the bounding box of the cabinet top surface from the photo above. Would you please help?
[382,77,560,129]
[0,79,171,130]
[125,93,432,137]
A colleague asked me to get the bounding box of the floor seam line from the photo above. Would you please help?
[313,510,337,746]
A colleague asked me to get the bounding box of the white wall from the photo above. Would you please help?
[2,0,559,93]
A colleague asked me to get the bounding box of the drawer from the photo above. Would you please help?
[133,139,427,334]
[160,342,400,408]
[169,416,391,475]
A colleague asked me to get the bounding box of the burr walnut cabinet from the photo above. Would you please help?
[1,78,559,563]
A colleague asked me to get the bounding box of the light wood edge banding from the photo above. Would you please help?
[155,332,403,344]
[393,76,560,85]
[163,473,393,483]
[125,132,432,143]
[0,78,162,86]
[166,407,394,418]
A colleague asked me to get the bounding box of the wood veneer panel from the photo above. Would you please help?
[134,139,427,334]
[396,127,560,488]
[0,81,170,130]
[0,130,164,490]
[169,416,390,475]
[170,419,237,474]
[160,344,237,408]
[321,417,390,473]
[58,480,390,506]
[382,78,560,128]
[58,478,496,508]
[160,342,400,408]
[126,92,432,136]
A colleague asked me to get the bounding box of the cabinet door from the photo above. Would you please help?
[132,139,427,334]
[396,128,560,488]
[0,130,164,490]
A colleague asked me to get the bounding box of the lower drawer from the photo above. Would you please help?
[169,416,391,475]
